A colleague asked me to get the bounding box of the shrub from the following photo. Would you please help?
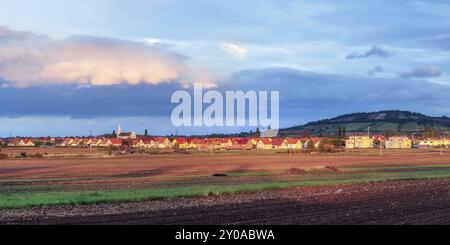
[31,153,44,158]
[331,139,345,148]
[177,149,191,154]
[146,149,160,155]
[212,173,227,177]
[306,141,316,149]
[19,152,28,158]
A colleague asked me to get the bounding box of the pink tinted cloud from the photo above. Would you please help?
[0,26,215,87]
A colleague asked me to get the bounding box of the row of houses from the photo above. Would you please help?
[59,138,125,147]
[418,138,450,148]
[1,137,59,147]
[6,139,36,147]
[346,135,450,149]
[56,137,322,150]
[2,135,449,150]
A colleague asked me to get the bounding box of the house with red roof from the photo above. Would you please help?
[256,138,272,150]
[130,138,157,148]
[71,138,84,147]
[285,138,303,149]
[189,138,207,149]
[271,138,288,149]
[172,137,190,149]
[154,137,172,149]
[372,135,386,142]
[229,138,252,149]
[98,138,114,147]
[83,138,93,146]
[250,138,262,146]
[131,139,145,148]
[217,138,233,147]
[142,138,156,148]
[60,138,74,147]
[205,138,217,144]
[304,137,322,148]
[8,139,35,147]
[90,138,103,147]
[22,139,35,147]
[110,138,123,147]
[232,138,249,145]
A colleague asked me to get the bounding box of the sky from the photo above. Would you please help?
[1,0,450,137]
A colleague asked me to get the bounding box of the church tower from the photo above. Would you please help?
[117,124,122,138]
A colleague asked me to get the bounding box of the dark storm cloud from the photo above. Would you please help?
[0,82,182,118]
[227,67,450,122]
[1,67,450,125]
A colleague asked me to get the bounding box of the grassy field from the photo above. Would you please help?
[0,148,449,209]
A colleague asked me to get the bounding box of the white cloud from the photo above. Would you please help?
[145,38,163,45]
[0,26,214,87]
[221,42,248,58]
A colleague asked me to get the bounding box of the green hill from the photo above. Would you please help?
[278,110,450,137]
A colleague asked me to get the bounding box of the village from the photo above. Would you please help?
[1,125,449,151]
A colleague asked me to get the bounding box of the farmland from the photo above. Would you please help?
[1,147,450,224]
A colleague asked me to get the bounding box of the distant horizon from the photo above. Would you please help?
[1,109,449,138]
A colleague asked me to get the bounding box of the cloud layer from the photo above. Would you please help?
[221,42,248,58]
[2,67,450,122]
[401,66,443,78]
[367,65,383,76]
[0,26,211,87]
[345,45,392,60]
[227,67,450,123]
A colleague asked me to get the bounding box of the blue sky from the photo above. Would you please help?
[1,0,450,136]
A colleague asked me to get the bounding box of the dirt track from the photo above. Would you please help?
[3,178,450,225]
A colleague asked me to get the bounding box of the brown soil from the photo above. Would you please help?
[1,149,448,181]
[1,148,449,192]
[2,178,450,225]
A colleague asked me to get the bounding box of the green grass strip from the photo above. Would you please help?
[2,170,450,209]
